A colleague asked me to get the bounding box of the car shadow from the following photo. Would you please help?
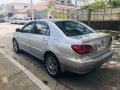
[18,51,120,90]
[56,67,120,89]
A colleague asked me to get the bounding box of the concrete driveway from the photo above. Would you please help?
[0,23,120,90]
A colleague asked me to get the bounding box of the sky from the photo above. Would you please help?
[0,0,48,4]
[0,0,95,5]
[0,0,77,4]
[0,0,86,5]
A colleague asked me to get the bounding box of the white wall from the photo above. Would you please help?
[5,4,14,13]
[13,14,28,18]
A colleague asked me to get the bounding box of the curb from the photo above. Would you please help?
[0,48,51,90]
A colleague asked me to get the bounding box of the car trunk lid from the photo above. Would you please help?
[70,32,112,59]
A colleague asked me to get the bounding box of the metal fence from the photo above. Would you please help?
[68,7,120,21]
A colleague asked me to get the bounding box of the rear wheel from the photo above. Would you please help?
[13,39,20,53]
[45,53,61,78]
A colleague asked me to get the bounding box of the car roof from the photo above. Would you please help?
[36,19,73,22]
[28,19,74,24]
[47,19,68,22]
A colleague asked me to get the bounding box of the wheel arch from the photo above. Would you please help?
[44,51,61,66]
[12,37,16,42]
[44,51,57,60]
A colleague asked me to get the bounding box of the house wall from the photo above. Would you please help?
[13,3,29,10]
[51,3,76,19]
[3,4,14,22]
[35,10,47,19]
[13,3,29,18]
[13,14,28,18]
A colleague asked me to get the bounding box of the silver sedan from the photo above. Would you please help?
[12,19,113,77]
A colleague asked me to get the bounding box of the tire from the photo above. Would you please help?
[45,53,61,78]
[13,39,20,53]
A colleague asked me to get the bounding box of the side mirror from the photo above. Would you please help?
[16,28,21,32]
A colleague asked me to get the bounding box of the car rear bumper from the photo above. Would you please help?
[58,49,114,74]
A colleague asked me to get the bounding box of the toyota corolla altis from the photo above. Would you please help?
[13,19,113,77]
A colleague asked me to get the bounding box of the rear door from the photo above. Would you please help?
[29,21,50,59]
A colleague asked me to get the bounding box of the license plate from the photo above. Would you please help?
[96,41,105,51]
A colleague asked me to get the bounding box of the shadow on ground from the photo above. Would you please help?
[17,50,120,90]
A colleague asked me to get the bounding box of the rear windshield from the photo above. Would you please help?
[55,20,95,36]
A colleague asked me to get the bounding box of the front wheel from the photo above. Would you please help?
[13,39,20,53]
[45,53,61,78]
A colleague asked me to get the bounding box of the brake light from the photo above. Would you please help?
[71,45,93,54]
[108,37,112,46]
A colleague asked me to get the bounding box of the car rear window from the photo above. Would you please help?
[55,20,95,36]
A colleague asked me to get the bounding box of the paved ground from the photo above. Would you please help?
[0,23,120,90]
[0,50,41,90]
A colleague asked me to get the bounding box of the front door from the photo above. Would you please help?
[17,23,35,52]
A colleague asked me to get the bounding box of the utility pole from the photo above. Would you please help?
[3,3,7,23]
[31,0,34,20]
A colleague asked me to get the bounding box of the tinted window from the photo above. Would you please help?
[55,20,95,36]
[22,23,34,33]
[34,23,49,35]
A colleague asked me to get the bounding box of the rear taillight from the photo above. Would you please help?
[108,37,112,46]
[71,45,93,54]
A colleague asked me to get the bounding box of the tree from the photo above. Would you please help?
[67,0,72,4]
[63,0,72,4]
[82,0,112,9]
[108,0,120,7]
[82,0,120,9]
[0,14,4,18]
[78,0,89,6]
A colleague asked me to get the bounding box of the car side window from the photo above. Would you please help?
[22,23,34,33]
[34,22,49,36]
